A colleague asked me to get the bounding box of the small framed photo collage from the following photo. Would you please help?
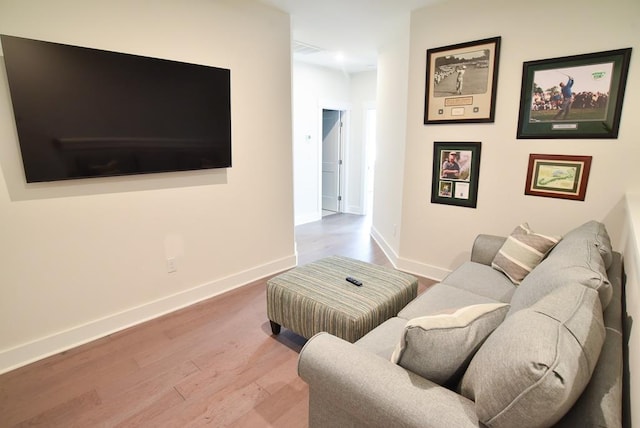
[431,142,481,208]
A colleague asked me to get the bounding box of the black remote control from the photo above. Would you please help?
[346,277,362,286]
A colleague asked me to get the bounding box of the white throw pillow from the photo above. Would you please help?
[391,303,509,385]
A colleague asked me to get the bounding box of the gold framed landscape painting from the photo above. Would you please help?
[424,37,501,124]
[525,154,592,201]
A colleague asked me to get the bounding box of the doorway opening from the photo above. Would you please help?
[321,109,345,216]
[364,106,376,216]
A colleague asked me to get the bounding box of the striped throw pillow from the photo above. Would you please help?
[491,223,561,285]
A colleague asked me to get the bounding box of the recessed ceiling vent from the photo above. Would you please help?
[292,40,323,55]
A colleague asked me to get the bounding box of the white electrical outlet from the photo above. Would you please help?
[167,257,177,273]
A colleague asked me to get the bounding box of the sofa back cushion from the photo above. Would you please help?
[391,303,509,386]
[581,220,613,269]
[459,283,605,428]
[508,221,613,314]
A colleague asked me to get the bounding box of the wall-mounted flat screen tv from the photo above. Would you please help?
[1,34,232,182]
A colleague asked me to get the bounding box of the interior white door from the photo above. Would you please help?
[322,109,342,213]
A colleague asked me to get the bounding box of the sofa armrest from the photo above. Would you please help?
[298,332,480,428]
[470,234,506,266]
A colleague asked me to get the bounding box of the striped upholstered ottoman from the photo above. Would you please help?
[266,255,418,343]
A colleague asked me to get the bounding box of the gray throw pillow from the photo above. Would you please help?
[391,303,509,386]
[460,283,605,428]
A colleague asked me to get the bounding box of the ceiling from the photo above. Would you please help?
[259,0,443,74]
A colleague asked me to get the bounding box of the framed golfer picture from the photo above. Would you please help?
[424,37,500,124]
[431,142,481,208]
[517,48,632,139]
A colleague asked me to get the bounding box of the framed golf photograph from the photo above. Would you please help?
[525,154,592,201]
[424,36,500,124]
[431,142,481,208]
[517,48,632,139]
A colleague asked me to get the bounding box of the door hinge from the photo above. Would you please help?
[338,196,342,201]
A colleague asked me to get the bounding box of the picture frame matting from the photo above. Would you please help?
[424,37,501,124]
[516,48,632,139]
[431,142,482,208]
[524,154,592,201]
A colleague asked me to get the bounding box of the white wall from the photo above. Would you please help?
[0,0,295,373]
[370,14,411,262]
[623,193,640,426]
[345,70,377,215]
[396,0,640,273]
[292,62,376,225]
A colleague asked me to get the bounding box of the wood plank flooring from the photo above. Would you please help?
[0,213,435,427]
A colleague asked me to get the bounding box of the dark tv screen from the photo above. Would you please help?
[1,34,232,182]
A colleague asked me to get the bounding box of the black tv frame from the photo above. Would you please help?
[1,34,232,183]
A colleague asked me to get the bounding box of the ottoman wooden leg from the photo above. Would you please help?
[270,320,281,335]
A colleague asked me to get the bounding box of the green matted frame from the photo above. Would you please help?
[517,48,632,139]
[431,142,481,208]
[524,154,592,201]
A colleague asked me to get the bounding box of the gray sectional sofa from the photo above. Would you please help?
[298,221,624,427]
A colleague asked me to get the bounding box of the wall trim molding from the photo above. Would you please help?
[295,212,322,226]
[370,226,448,281]
[395,257,449,282]
[0,254,296,375]
[370,225,399,266]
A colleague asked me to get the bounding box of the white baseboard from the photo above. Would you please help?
[345,204,364,215]
[370,225,399,265]
[370,226,449,281]
[0,254,297,375]
[295,212,322,226]
[395,257,449,282]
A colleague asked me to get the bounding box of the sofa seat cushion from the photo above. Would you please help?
[391,303,509,386]
[460,283,605,428]
[355,317,408,360]
[441,261,516,303]
[509,221,612,315]
[398,283,500,320]
[491,223,560,285]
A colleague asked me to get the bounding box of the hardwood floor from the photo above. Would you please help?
[0,213,435,427]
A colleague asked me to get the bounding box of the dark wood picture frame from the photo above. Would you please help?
[424,37,500,124]
[524,154,592,201]
[517,48,632,139]
[431,142,481,208]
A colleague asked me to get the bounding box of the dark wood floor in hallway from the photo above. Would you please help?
[0,213,435,427]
